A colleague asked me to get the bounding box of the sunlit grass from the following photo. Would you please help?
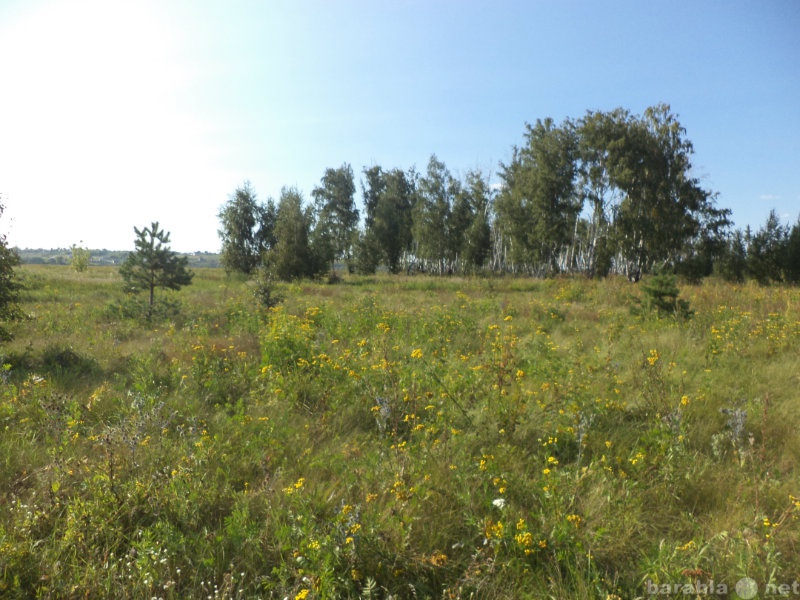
[1,266,799,598]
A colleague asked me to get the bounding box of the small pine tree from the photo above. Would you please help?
[638,273,693,319]
[119,222,193,320]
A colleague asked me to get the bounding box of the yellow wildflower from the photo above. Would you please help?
[566,514,583,528]
[647,349,659,366]
[515,531,533,547]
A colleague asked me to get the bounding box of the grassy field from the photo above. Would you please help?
[1,265,799,599]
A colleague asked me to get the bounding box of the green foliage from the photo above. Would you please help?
[718,229,748,283]
[496,117,580,274]
[353,229,382,275]
[252,266,283,310]
[491,104,730,278]
[215,104,735,280]
[41,344,99,376]
[0,200,23,341]
[361,167,416,273]
[119,222,194,320]
[360,164,385,230]
[69,243,91,272]
[723,212,800,286]
[264,187,324,281]
[576,108,627,277]
[459,170,494,272]
[412,155,459,273]
[218,181,276,276]
[785,217,800,284]
[637,273,693,319]
[747,210,789,285]
[674,251,712,284]
[106,294,184,324]
[311,163,359,275]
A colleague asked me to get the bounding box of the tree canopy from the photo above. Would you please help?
[218,181,276,276]
[263,187,323,281]
[311,163,359,276]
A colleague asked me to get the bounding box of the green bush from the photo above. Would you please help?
[637,273,693,319]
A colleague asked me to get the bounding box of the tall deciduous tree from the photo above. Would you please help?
[610,104,729,278]
[357,166,416,274]
[361,165,386,230]
[218,181,276,276]
[311,163,359,276]
[496,118,580,274]
[413,155,458,274]
[265,187,320,281]
[576,108,631,277]
[456,169,493,273]
[119,222,194,320]
[354,166,388,274]
[373,168,416,273]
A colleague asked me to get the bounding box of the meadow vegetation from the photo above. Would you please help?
[2,265,799,598]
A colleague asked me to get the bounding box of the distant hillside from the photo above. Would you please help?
[16,248,222,268]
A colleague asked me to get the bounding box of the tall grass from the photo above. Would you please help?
[1,266,799,598]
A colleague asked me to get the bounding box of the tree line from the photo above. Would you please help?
[222,103,800,283]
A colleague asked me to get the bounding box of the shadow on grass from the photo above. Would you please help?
[2,344,101,389]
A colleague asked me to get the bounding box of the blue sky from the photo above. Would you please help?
[1,0,798,252]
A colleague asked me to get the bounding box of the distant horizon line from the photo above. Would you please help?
[14,247,221,255]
